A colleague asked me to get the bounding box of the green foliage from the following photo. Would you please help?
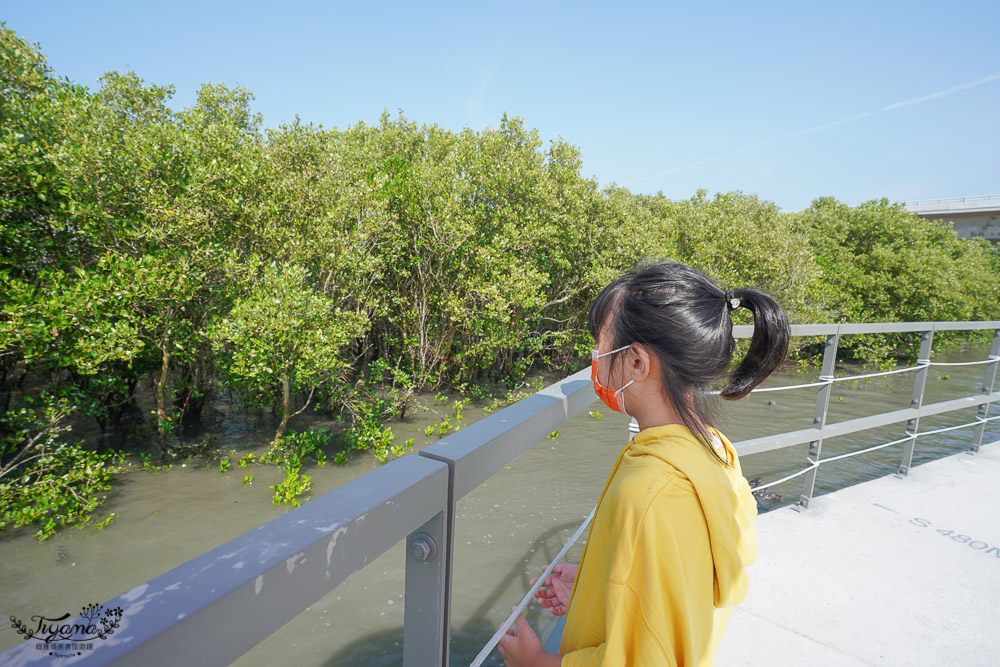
[262,429,330,470]
[271,469,311,507]
[261,429,330,505]
[0,398,119,540]
[453,398,469,421]
[212,264,366,443]
[482,398,504,415]
[3,26,1000,538]
[341,400,396,462]
[137,452,168,475]
[790,198,1000,361]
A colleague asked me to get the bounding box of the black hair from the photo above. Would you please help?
[588,261,790,464]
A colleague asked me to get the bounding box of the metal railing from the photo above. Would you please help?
[3,321,998,666]
[904,194,1000,206]
[728,322,1000,507]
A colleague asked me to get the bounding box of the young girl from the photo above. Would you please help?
[497,261,789,666]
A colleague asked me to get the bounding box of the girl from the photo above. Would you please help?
[497,261,789,666]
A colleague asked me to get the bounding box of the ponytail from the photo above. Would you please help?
[719,287,790,400]
[590,261,790,464]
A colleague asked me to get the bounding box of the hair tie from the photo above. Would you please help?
[725,291,742,310]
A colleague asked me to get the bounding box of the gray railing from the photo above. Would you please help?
[3,321,999,666]
[904,194,1000,206]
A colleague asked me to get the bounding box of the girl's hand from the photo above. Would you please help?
[531,562,578,616]
[497,609,560,667]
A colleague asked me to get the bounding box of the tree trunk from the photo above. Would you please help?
[274,370,292,444]
[156,343,171,457]
[174,353,212,426]
[0,364,9,415]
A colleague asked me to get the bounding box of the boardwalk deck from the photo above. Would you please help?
[717,442,1000,666]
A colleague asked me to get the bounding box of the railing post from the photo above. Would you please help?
[899,328,934,475]
[404,509,450,667]
[799,331,839,508]
[970,329,1000,454]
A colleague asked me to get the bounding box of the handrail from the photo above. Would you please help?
[2,319,998,666]
[752,412,1000,491]
[904,194,1000,206]
[734,390,1000,456]
[0,454,452,666]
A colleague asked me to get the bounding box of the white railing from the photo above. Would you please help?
[905,194,1000,206]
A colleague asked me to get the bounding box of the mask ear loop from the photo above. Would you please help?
[592,344,631,360]
[612,345,637,417]
[614,380,635,416]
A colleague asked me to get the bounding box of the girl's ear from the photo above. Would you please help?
[630,344,653,383]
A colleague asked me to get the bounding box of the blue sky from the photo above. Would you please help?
[4,0,998,210]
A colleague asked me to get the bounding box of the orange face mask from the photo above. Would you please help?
[591,345,635,416]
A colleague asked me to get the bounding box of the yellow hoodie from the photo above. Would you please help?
[558,424,757,666]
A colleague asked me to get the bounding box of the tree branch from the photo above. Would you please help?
[289,387,316,418]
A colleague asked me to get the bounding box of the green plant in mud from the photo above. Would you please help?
[453,398,469,422]
[482,398,504,415]
[0,397,120,540]
[138,452,166,475]
[262,429,331,506]
[390,437,415,459]
[262,429,330,468]
[271,468,311,507]
[340,396,407,463]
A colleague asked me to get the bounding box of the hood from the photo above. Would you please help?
[630,424,758,608]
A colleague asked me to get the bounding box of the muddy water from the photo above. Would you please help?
[2,347,998,665]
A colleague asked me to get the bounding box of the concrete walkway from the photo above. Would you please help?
[717,443,1000,666]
